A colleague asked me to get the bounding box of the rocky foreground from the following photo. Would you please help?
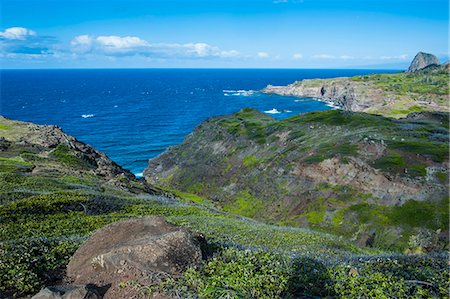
[1,115,449,298]
[262,52,449,118]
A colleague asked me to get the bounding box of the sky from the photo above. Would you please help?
[0,0,448,69]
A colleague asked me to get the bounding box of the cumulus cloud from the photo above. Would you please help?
[292,53,303,60]
[0,27,56,56]
[70,34,239,59]
[339,55,354,60]
[257,51,269,58]
[0,27,36,40]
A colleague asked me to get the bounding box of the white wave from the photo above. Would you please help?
[81,114,95,118]
[222,89,255,96]
[264,108,281,114]
[284,110,292,113]
[135,172,144,177]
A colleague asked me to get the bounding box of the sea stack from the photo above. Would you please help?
[407,51,440,72]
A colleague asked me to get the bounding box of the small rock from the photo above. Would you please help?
[348,267,359,277]
[31,285,101,299]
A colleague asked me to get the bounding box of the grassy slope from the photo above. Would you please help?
[146,108,449,252]
[0,118,449,298]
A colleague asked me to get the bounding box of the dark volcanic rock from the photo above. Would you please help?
[66,217,202,298]
[407,52,440,73]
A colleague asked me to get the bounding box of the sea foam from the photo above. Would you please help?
[264,108,281,114]
[223,89,255,96]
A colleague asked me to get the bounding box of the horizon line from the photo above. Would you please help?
[0,67,405,71]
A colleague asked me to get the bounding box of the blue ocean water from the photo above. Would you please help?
[1,69,397,175]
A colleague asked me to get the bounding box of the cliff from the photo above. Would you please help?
[145,108,449,250]
[262,59,449,118]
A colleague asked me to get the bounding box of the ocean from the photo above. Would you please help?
[0,69,397,175]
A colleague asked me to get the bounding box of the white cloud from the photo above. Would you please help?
[339,55,354,60]
[96,35,149,49]
[292,53,303,60]
[70,35,93,53]
[0,27,36,40]
[257,51,269,58]
[380,54,408,60]
[312,54,335,59]
[70,34,239,59]
[219,50,241,58]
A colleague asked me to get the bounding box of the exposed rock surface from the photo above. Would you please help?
[407,52,440,73]
[0,116,134,180]
[31,285,101,299]
[67,217,203,299]
[262,53,449,118]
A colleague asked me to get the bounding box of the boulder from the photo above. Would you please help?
[31,285,101,299]
[407,52,440,72]
[66,217,203,297]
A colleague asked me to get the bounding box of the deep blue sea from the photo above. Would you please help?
[1,69,397,175]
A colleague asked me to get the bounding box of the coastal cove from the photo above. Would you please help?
[1,68,397,175]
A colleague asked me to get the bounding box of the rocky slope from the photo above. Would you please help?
[0,116,141,191]
[1,116,449,299]
[262,56,449,118]
[145,108,449,250]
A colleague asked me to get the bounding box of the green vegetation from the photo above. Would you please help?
[51,144,87,168]
[351,69,449,96]
[242,155,261,167]
[0,114,448,298]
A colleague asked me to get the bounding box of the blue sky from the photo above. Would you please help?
[0,0,448,68]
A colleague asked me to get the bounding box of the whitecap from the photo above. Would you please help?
[135,172,143,177]
[284,110,292,113]
[264,108,281,114]
[223,89,255,96]
[81,114,95,118]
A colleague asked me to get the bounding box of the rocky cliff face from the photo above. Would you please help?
[262,58,449,118]
[145,108,449,249]
[407,51,440,73]
[263,78,382,112]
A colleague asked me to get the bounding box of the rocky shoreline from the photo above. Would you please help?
[262,52,449,118]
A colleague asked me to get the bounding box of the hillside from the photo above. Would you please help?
[1,117,449,298]
[263,64,449,118]
[144,108,449,252]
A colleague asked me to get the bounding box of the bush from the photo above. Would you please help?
[0,237,82,297]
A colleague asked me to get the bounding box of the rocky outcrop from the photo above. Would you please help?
[31,285,102,299]
[263,78,381,112]
[0,116,159,194]
[262,53,449,118]
[67,217,203,299]
[407,52,440,73]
